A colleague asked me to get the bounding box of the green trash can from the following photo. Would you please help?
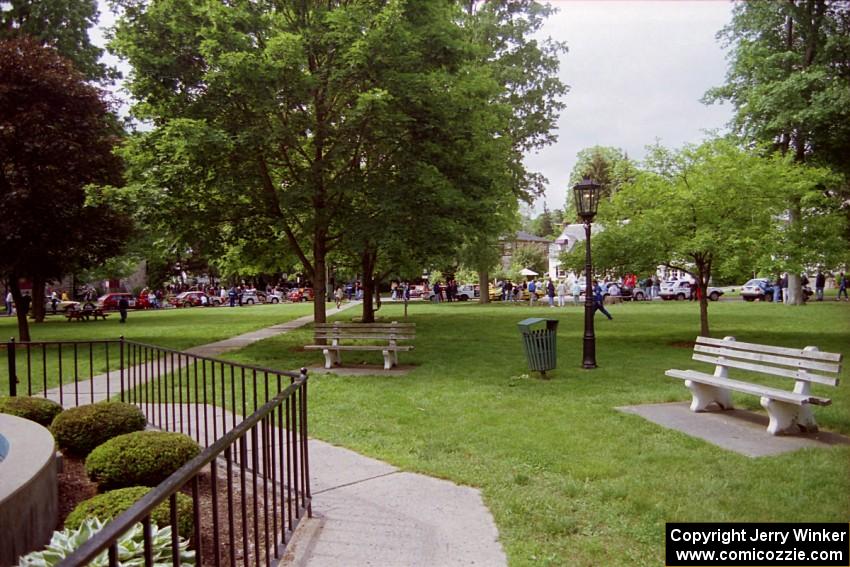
[517,317,559,375]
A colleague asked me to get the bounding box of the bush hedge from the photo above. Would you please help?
[86,431,200,489]
[50,401,146,456]
[65,487,194,539]
[0,396,63,426]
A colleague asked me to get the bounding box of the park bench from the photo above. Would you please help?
[665,336,842,435]
[304,322,415,370]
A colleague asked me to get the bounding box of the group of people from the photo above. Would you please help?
[772,271,848,303]
[430,280,461,302]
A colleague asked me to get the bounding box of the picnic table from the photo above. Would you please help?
[66,308,109,322]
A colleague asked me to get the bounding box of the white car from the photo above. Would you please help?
[424,284,479,301]
[659,279,723,301]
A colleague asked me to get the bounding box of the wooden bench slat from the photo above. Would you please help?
[313,323,416,331]
[691,353,839,386]
[304,345,413,352]
[315,336,416,340]
[695,336,842,363]
[693,344,841,374]
[666,369,832,406]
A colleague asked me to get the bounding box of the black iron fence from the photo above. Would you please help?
[4,337,311,566]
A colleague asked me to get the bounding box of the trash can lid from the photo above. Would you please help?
[517,317,560,332]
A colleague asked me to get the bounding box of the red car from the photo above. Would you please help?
[287,287,314,302]
[97,293,136,311]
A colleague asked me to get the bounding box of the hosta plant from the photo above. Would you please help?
[17,518,194,566]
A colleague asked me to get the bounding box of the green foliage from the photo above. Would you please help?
[586,139,839,334]
[0,0,112,83]
[86,431,200,489]
[0,396,62,426]
[17,518,194,566]
[509,244,548,279]
[50,402,146,456]
[568,146,638,205]
[66,487,194,539]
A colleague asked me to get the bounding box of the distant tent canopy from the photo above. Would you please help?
[519,268,538,276]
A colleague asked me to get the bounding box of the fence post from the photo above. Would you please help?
[119,336,125,402]
[7,337,15,397]
[299,367,311,516]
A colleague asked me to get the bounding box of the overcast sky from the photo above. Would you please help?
[94,0,736,216]
[526,0,736,215]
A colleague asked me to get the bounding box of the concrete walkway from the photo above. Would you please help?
[41,301,507,566]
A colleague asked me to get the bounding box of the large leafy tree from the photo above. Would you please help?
[459,1,568,298]
[705,0,850,301]
[567,146,637,206]
[0,37,129,340]
[111,0,487,324]
[573,140,838,336]
[0,0,113,82]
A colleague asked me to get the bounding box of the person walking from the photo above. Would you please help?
[334,286,344,309]
[118,295,129,323]
[773,275,782,303]
[504,280,513,303]
[527,279,537,305]
[592,280,613,320]
[571,280,581,306]
[556,280,567,307]
[5,290,13,316]
[815,271,826,301]
[837,272,848,301]
[228,286,237,307]
[547,279,556,307]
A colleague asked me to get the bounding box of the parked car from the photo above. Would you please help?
[171,291,221,307]
[265,291,284,304]
[241,289,263,305]
[97,292,136,310]
[659,280,724,301]
[424,284,479,301]
[288,287,314,302]
[406,285,427,299]
[741,278,775,302]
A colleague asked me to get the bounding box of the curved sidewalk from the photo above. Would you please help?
[43,301,507,566]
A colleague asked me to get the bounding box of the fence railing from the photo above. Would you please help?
[5,337,311,566]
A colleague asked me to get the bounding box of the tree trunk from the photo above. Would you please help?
[786,199,804,305]
[312,236,327,324]
[31,274,46,322]
[698,280,710,337]
[695,259,711,337]
[9,278,31,342]
[360,251,376,323]
[478,269,489,304]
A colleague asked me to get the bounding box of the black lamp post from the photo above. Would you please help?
[573,177,602,369]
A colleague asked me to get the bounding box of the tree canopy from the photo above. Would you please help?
[0,0,113,82]
[0,37,129,339]
[112,0,566,319]
[565,139,839,336]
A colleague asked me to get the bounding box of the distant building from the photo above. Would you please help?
[548,223,596,280]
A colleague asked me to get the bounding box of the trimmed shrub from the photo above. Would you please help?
[65,487,194,539]
[86,431,200,489]
[50,401,146,456]
[0,396,63,426]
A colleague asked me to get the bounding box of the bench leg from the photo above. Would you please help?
[382,350,392,370]
[321,349,334,369]
[685,379,733,412]
[760,397,817,435]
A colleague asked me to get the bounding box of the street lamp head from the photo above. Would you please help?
[573,177,602,220]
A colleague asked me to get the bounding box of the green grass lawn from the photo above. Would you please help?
[219,299,850,567]
[0,303,314,393]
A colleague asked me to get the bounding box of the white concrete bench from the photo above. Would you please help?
[666,336,842,435]
[304,322,415,370]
